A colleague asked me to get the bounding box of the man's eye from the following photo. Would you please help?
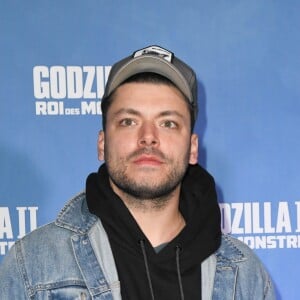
[119,118,136,126]
[161,120,177,128]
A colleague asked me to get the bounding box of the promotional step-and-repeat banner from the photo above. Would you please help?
[1,1,299,299]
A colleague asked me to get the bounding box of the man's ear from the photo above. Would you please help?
[97,130,105,161]
[189,133,198,165]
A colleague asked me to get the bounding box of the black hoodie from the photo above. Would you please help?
[86,164,221,300]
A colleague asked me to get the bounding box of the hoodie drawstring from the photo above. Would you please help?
[139,239,155,300]
[175,245,185,300]
[139,240,185,300]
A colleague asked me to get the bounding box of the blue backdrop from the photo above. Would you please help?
[1,1,299,299]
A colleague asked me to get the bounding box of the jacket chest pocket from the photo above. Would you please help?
[47,286,91,300]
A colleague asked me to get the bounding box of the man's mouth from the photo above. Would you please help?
[133,155,163,166]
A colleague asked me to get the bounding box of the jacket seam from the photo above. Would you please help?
[33,279,88,291]
[15,240,35,299]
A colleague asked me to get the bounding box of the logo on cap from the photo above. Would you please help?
[133,45,173,63]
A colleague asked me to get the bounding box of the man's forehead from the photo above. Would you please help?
[110,83,189,109]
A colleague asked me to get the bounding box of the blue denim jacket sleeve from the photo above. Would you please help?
[204,235,276,300]
[0,243,28,299]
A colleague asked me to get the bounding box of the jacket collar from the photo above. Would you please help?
[55,192,97,234]
[215,234,247,264]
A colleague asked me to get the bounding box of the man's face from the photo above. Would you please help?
[98,82,198,201]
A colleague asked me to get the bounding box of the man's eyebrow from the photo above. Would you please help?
[112,108,142,117]
[159,110,185,119]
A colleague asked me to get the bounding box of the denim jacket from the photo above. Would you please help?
[0,192,275,299]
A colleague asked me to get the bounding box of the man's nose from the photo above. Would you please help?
[138,122,159,147]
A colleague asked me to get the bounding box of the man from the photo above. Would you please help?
[0,45,275,299]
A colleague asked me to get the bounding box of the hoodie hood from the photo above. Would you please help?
[86,163,221,300]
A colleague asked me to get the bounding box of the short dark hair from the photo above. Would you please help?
[101,72,195,131]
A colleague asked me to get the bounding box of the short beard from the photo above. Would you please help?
[109,166,186,210]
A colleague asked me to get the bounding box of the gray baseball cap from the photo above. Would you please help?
[102,45,198,121]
